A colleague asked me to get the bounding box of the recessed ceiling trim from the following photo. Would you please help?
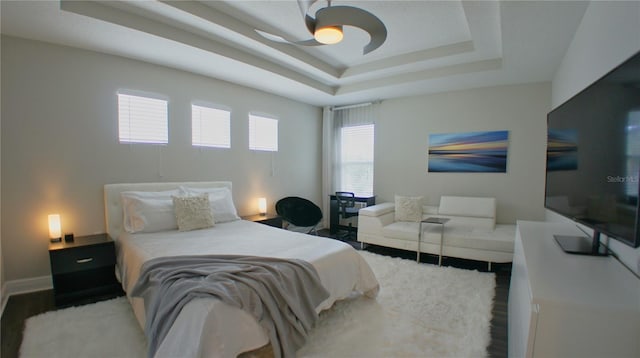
[336,58,503,95]
[0,0,582,105]
[58,0,507,99]
[341,40,475,79]
[60,0,335,95]
[162,0,341,79]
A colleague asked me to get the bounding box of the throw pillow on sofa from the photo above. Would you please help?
[395,195,423,222]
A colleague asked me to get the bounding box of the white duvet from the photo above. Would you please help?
[116,219,379,358]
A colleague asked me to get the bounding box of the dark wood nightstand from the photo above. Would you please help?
[242,214,283,228]
[48,233,123,307]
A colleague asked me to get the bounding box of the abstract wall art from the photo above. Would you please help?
[428,130,509,173]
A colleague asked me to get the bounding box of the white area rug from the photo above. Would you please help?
[20,251,495,358]
[20,296,146,358]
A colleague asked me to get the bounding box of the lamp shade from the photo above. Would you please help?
[258,198,267,215]
[48,214,61,240]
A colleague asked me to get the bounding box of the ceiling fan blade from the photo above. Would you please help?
[254,30,289,43]
[297,0,318,20]
[255,29,323,47]
[258,2,387,53]
[316,6,387,54]
[254,0,322,47]
[304,13,316,35]
[294,38,324,46]
[297,0,321,34]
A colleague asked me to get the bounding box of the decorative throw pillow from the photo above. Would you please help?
[172,195,215,231]
[183,187,241,223]
[395,195,423,222]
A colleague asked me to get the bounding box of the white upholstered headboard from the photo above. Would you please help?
[104,181,232,240]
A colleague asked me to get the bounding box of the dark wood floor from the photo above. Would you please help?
[1,233,509,358]
[1,289,56,358]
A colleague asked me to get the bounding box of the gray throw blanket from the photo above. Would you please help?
[130,255,330,358]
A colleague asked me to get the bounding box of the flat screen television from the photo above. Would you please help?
[545,50,640,255]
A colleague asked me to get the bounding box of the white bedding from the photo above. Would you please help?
[116,219,379,357]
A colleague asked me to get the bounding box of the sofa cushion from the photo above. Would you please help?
[383,221,420,241]
[438,196,496,229]
[421,224,515,253]
[438,196,496,218]
[435,215,495,231]
[359,202,395,217]
[395,195,423,222]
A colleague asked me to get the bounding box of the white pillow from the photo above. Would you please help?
[184,187,240,223]
[121,189,183,233]
[172,195,214,231]
[395,195,423,222]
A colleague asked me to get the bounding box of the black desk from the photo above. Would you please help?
[329,195,375,234]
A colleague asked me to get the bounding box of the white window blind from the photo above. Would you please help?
[340,124,374,196]
[118,93,168,144]
[249,114,278,151]
[192,104,231,148]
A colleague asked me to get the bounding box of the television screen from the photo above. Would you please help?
[545,50,640,249]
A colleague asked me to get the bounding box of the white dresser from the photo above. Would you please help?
[508,221,640,358]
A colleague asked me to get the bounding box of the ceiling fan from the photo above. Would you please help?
[256,0,387,55]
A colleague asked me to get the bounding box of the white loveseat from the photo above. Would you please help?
[357,196,515,269]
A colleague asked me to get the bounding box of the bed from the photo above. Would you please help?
[104,181,379,357]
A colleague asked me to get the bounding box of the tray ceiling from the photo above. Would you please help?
[0,1,589,106]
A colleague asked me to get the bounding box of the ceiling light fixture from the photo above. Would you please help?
[314,25,343,45]
[256,0,386,54]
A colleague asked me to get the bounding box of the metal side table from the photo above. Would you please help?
[418,217,450,265]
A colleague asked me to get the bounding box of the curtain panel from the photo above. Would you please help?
[321,103,378,228]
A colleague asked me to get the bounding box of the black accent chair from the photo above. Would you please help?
[275,196,323,235]
[335,191,359,240]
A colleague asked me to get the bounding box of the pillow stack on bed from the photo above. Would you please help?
[120,186,240,233]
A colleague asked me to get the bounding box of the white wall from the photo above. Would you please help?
[375,82,550,224]
[552,1,640,108]
[1,36,322,284]
[550,1,640,274]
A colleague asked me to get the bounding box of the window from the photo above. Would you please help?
[192,104,231,148]
[340,124,374,196]
[249,114,278,151]
[118,92,168,144]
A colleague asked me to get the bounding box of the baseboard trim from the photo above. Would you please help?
[1,282,8,318]
[4,275,52,297]
[1,276,51,319]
